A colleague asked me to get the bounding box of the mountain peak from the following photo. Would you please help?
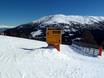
[33,14,104,25]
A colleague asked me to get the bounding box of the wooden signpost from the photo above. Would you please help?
[46,27,62,51]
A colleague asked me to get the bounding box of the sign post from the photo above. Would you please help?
[46,27,62,51]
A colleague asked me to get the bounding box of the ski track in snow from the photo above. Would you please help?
[0,35,104,78]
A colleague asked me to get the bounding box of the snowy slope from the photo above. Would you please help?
[0,35,104,78]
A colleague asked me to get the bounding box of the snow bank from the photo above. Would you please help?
[0,35,104,78]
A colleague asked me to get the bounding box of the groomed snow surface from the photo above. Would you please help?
[0,35,104,78]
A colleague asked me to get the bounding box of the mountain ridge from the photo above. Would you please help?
[32,14,104,25]
[3,14,104,46]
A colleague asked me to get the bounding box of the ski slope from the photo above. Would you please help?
[0,35,104,78]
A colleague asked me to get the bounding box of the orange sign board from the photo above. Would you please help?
[46,28,62,51]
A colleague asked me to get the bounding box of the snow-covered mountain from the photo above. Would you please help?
[0,25,16,33]
[0,35,104,78]
[33,14,104,25]
[4,14,104,45]
[0,24,15,28]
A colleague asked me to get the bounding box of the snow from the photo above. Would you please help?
[0,24,16,28]
[0,35,104,78]
[31,30,42,38]
[33,14,104,25]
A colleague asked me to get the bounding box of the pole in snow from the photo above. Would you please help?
[98,47,103,56]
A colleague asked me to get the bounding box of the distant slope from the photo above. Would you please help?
[0,35,104,78]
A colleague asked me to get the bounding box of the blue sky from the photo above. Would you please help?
[0,0,104,25]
